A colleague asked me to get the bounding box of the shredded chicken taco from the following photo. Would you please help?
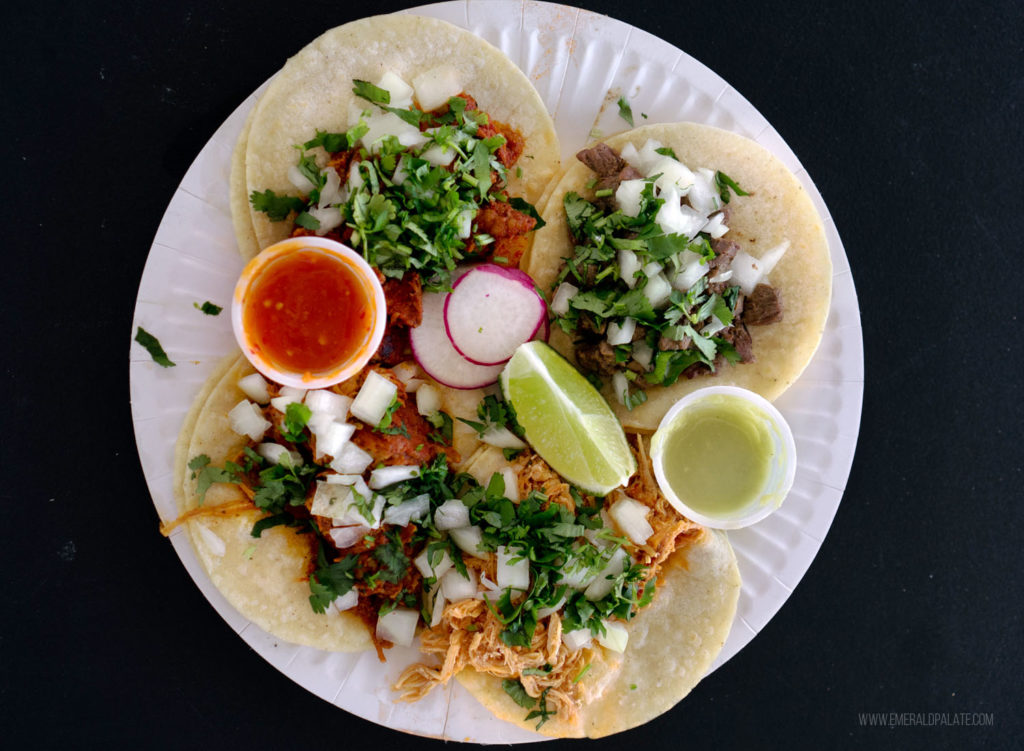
[166,353,739,737]
[527,123,832,431]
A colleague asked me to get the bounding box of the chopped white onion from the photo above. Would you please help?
[434,499,470,531]
[421,143,457,167]
[550,282,579,315]
[612,372,629,407]
[648,155,695,195]
[440,567,479,602]
[655,186,707,238]
[392,156,410,186]
[329,525,370,549]
[584,548,629,601]
[309,206,343,236]
[496,546,530,591]
[501,467,520,502]
[383,494,430,527]
[314,421,356,461]
[562,628,593,651]
[429,588,447,627]
[596,620,629,653]
[481,426,527,450]
[703,211,729,239]
[642,273,673,309]
[412,65,462,111]
[632,339,654,369]
[671,251,710,292]
[237,373,270,404]
[193,522,225,557]
[414,548,454,579]
[730,250,764,296]
[688,168,721,215]
[456,209,474,239]
[449,525,487,558]
[334,589,359,612]
[376,607,419,647]
[305,390,351,420]
[614,179,646,217]
[619,142,642,170]
[376,71,414,108]
[390,362,419,388]
[330,442,373,475]
[634,139,666,174]
[256,443,302,467]
[415,383,441,416]
[618,249,641,289]
[607,317,636,346]
[270,395,298,414]
[369,465,419,489]
[404,378,425,393]
[287,163,315,191]
[708,269,734,284]
[317,168,343,209]
[361,111,427,153]
[324,473,360,485]
[609,495,655,545]
[536,597,566,619]
[227,400,270,442]
[310,482,358,524]
[757,240,791,279]
[279,386,307,402]
[350,370,398,426]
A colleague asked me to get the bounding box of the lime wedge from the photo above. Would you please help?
[501,341,636,495]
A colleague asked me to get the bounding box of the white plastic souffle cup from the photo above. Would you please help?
[231,237,386,389]
[649,385,797,530]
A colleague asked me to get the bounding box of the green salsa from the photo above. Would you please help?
[653,395,775,518]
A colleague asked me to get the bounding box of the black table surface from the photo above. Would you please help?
[4,1,1021,748]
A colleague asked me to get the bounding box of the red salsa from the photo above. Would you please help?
[242,249,373,375]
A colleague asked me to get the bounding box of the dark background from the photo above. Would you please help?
[3,0,1021,748]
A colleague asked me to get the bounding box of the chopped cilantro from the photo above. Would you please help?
[715,170,749,204]
[134,326,174,367]
[188,453,247,505]
[425,410,454,445]
[502,679,535,709]
[617,96,634,127]
[249,189,305,221]
[654,146,678,160]
[309,545,359,614]
[282,402,312,443]
[373,533,410,583]
[375,395,409,437]
[193,301,222,316]
[352,79,390,104]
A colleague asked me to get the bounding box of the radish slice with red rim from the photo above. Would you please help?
[410,287,505,389]
[443,264,547,366]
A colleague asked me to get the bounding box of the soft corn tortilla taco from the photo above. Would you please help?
[169,355,488,651]
[232,14,560,260]
[527,123,832,431]
[170,359,740,736]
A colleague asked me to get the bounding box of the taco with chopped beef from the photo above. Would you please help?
[167,353,739,737]
[231,13,560,275]
[527,122,832,431]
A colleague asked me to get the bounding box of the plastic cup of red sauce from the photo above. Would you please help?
[231,237,386,389]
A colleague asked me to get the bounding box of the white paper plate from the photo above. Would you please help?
[130,1,863,742]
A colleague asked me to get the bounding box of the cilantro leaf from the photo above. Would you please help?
[373,535,410,584]
[617,96,634,127]
[309,553,359,614]
[250,189,305,221]
[134,326,174,367]
[508,197,546,230]
[193,301,222,316]
[294,211,321,230]
[502,679,536,709]
[282,402,312,443]
[715,170,749,204]
[654,146,678,160]
[352,80,390,105]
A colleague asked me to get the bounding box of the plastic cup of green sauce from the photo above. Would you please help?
[650,386,796,529]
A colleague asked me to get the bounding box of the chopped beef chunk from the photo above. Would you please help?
[576,143,644,195]
[721,324,755,363]
[576,340,618,375]
[709,239,740,272]
[658,333,693,351]
[743,284,783,325]
[371,326,411,367]
[578,314,607,336]
[576,143,625,177]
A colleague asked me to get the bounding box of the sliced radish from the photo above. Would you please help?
[410,287,505,389]
[443,264,546,366]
